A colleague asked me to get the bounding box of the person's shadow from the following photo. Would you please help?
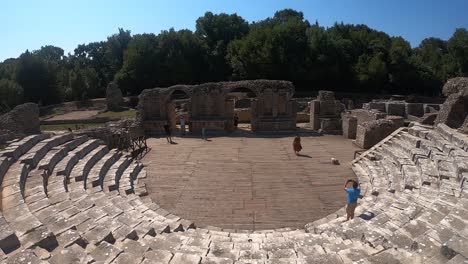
[296,153,312,158]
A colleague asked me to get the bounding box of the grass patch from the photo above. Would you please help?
[41,123,106,131]
[94,109,137,119]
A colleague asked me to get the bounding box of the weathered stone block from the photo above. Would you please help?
[355,118,403,149]
[342,115,357,139]
[106,81,123,111]
[0,103,39,134]
[317,90,335,101]
[385,102,406,116]
[405,103,424,117]
[424,104,440,113]
[309,101,320,130]
[368,102,387,112]
[435,93,467,129]
[320,118,341,132]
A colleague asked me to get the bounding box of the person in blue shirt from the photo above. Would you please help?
[344,179,361,221]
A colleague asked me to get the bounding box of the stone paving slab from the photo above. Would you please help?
[143,135,359,230]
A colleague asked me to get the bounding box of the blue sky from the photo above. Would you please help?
[3,0,468,62]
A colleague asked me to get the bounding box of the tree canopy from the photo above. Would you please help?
[1,10,467,112]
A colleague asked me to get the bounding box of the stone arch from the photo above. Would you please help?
[138,80,298,135]
[163,87,193,131]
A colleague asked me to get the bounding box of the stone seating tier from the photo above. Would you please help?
[0,128,467,263]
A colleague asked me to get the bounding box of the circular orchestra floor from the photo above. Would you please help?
[142,133,359,230]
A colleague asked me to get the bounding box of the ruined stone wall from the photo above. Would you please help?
[364,100,430,118]
[342,109,387,139]
[137,80,297,134]
[435,77,468,134]
[106,82,123,111]
[355,116,404,149]
[0,103,40,134]
[310,91,345,134]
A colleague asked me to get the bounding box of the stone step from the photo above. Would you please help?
[55,139,102,177]
[86,149,121,189]
[70,145,108,182]
[0,212,21,254]
[0,134,49,161]
[103,155,132,192]
[20,134,74,168]
[38,135,88,174]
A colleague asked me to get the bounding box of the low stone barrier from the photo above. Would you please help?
[355,116,404,149]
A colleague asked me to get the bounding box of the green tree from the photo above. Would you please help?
[115,33,161,95]
[228,9,310,85]
[0,79,23,112]
[448,28,468,75]
[15,51,62,105]
[196,12,249,81]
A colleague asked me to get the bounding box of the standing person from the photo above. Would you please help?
[201,127,206,140]
[163,123,173,143]
[293,135,302,155]
[180,116,186,136]
[233,113,239,128]
[344,179,361,221]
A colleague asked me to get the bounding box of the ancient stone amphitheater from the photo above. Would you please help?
[0,124,466,263]
[1,77,468,263]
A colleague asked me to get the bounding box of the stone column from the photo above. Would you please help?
[310,100,320,130]
[263,89,273,115]
[272,92,278,117]
[342,114,357,139]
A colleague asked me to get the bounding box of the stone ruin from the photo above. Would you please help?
[342,95,443,149]
[0,103,40,145]
[0,111,467,262]
[137,80,297,135]
[361,98,440,125]
[106,81,124,111]
[435,77,468,134]
[355,115,404,149]
[309,90,345,134]
[2,79,468,263]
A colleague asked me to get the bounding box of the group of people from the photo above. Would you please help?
[293,136,362,220]
[164,116,362,221]
[163,114,240,143]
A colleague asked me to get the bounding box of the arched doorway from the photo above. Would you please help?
[166,89,191,134]
[226,87,258,131]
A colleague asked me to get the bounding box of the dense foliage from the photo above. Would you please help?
[1,9,467,112]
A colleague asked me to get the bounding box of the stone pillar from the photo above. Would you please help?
[166,102,176,130]
[343,115,357,139]
[272,93,278,117]
[225,99,235,132]
[157,93,169,120]
[251,100,258,131]
[278,94,286,115]
[309,100,320,130]
[263,89,273,115]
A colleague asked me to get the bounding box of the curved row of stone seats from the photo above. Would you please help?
[0,133,192,261]
[50,138,193,233]
[358,124,467,197]
[0,134,49,162]
[341,124,468,262]
[3,129,468,263]
[118,162,144,195]
[54,138,102,180]
[101,155,132,192]
[310,172,463,262]
[0,134,80,255]
[38,135,88,175]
